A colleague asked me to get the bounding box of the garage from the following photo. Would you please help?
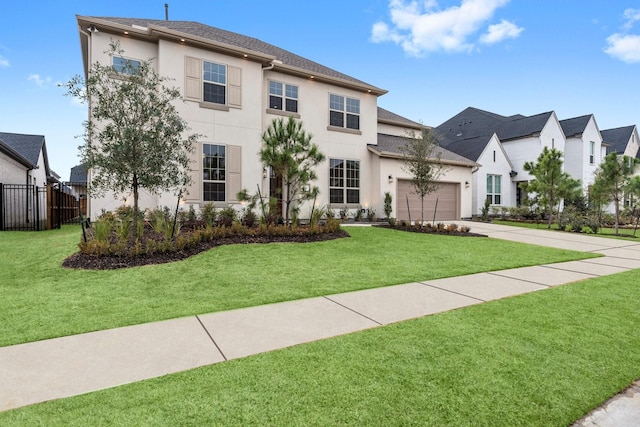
[397,180,460,222]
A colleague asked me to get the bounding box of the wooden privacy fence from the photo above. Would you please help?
[0,183,85,231]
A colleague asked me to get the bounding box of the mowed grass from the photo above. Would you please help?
[3,269,639,426]
[0,225,597,347]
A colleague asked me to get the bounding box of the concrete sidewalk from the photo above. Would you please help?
[2,222,640,422]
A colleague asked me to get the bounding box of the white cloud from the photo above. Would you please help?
[0,55,8,67]
[623,8,640,30]
[604,33,640,63]
[480,19,523,45]
[371,0,520,56]
[28,73,52,87]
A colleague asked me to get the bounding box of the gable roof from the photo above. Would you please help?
[69,164,88,183]
[559,114,593,138]
[377,107,423,130]
[370,133,478,167]
[0,132,45,169]
[77,16,387,96]
[434,107,557,161]
[601,125,637,155]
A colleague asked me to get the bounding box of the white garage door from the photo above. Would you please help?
[397,180,459,222]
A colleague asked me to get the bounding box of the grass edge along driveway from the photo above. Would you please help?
[1,269,639,426]
[0,225,599,347]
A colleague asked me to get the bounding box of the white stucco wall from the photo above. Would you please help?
[0,154,29,184]
[563,116,603,190]
[473,134,513,214]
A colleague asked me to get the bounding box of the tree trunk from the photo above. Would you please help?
[420,195,425,227]
[133,173,140,239]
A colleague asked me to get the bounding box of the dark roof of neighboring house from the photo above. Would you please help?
[434,107,556,161]
[0,132,46,169]
[601,125,636,155]
[80,16,386,95]
[377,107,423,130]
[69,164,88,183]
[371,133,477,166]
[559,115,593,138]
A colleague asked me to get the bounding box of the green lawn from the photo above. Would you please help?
[0,225,597,347]
[2,269,639,426]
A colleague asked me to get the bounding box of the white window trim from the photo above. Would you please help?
[327,93,361,134]
[267,80,299,116]
[203,60,227,106]
[486,174,502,205]
[203,143,226,203]
[329,158,361,207]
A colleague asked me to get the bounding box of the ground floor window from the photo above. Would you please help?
[329,158,359,204]
[203,143,225,202]
[487,174,501,205]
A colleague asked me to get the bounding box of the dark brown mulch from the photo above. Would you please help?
[374,224,488,237]
[63,229,350,270]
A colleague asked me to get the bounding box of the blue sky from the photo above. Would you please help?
[1,0,639,180]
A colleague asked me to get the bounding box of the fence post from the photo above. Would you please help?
[35,185,40,231]
[0,183,4,231]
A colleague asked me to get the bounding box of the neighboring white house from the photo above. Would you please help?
[602,125,640,159]
[433,107,629,216]
[76,16,475,221]
[560,114,607,192]
[0,132,53,229]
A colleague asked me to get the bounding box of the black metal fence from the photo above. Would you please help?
[0,183,48,231]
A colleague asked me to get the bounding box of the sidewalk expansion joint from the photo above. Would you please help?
[195,315,227,361]
[322,296,383,326]
[486,271,552,288]
[419,282,486,302]
[541,265,599,276]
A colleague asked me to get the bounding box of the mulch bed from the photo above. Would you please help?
[63,229,350,270]
[375,224,488,237]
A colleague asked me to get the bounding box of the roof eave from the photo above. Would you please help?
[0,141,35,169]
[377,117,423,130]
[272,63,387,96]
[367,145,478,167]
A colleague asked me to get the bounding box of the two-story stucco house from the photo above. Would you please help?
[76,16,475,222]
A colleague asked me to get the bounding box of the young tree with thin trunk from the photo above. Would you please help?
[63,42,199,238]
[260,116,325,226]
[400,128,448,226]
[522,147,581,229]
[593,152,639,234]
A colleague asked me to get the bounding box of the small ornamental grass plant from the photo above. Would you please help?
[78,205,344,258]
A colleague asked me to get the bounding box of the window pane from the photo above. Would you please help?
[346,189,359,204]
[330,188,344,204]
[285,98,298,113]
[285,84,298,99]
[346,114,360,130]
[330,111,344,127]
[269,81,282,96]
[495,195,501,205]
[270,95,283,110]
[495,175,501,193]
[486,175,492,193]
[203,83,226,104]
[204,182,225,202]
[203,62,225,84]
[329,94,344,111]
[113,57,140,75]
[346,98,360,114]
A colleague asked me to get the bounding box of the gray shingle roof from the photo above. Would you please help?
[377,107,422,129]
[434,107,555,161]
[373,133,477,166]
[560,115,593,138]
[69,164,88,183]
[87,17,384,92]
[601,125,637,155]
[0,132,45,168]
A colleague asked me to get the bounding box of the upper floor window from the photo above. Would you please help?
[113,57,141,75]
[329,158,360,204]
[329,94,360,130]
[589,141,595,165]
[269,81,298,113]
[203,61,226,105]
[203,143,226,202]
[486,174,501,205]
